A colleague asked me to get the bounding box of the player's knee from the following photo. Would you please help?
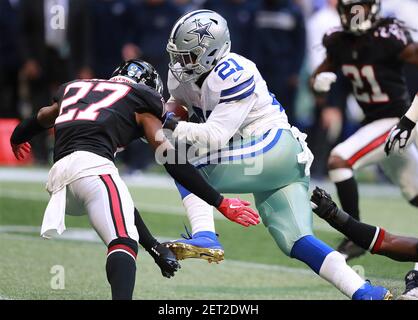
[327,155,350,170]
[107,237,138,260]
[327,155,354,182]
[409,195,418,208]
[266,225,294,256]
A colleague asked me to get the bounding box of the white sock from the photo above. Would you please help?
[414,263,418,271]
[329,168,354,183]
[183,194,215,235]
[319,251,366,298]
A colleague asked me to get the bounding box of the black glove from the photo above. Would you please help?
[147,243,181,278]
[162,112,180,131]
[310,187,339,220]
[384,115,416,156]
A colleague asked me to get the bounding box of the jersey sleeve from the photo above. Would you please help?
[208,58,255,104]
[52,81,71,104]
[322,27,344,65]
[131,84,165,119]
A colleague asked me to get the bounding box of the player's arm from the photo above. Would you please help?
[168,98,254,150]
[165,71,256,149]
[310,55,338,94]
[311,187,418,262]
[385,93,418,155]
[10,103,59,160]
[136,112,260,227]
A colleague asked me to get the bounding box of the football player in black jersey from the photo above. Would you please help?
[311,0,418,261]
[10,59,260,300]
[310,186,418,299]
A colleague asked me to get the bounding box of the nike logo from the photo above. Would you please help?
[229,204,241,209]
[233,73,242,82]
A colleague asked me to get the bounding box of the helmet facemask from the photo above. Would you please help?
[167,43,206,83]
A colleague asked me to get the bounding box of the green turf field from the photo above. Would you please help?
[0,179,417,300]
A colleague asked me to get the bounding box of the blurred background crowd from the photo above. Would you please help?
[1,0,418,178]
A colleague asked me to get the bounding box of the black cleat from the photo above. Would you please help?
[337,238,366,261]
[398,270,418,300]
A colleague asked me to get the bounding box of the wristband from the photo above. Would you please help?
[400,115,416,131]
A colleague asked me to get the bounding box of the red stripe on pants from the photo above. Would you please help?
[347,130,391,167]
[101,175,128,238]
[108,244,137,259]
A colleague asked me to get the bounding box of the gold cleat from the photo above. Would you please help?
[384,291,393,300]
[164,242,224,264]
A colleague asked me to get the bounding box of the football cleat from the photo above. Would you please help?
[337,238,366,261]
[163,228,224,264]
[352,281,393,300]
[397,270,418,300]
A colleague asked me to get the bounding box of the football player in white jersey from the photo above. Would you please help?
[161,9,391,300]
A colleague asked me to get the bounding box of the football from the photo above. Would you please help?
[164,101,189,121]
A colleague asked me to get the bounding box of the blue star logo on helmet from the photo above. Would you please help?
[187,19,215,44]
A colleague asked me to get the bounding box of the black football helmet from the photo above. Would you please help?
[110,59,163,95]
[337,0,381,34]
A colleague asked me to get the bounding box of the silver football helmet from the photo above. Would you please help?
[167,10,231,83]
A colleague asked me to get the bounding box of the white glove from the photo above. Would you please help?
[313,72,337,93]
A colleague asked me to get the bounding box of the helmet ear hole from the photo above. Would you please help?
[208,49,217,57]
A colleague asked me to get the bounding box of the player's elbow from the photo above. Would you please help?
[37,103,59,128]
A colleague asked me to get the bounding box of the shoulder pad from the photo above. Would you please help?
[132,84,165,119]
[374,18,413,47]
[322,27,344,48]
[207,55,255,103]
[52,80,79,103]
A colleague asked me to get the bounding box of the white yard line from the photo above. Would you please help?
[0,226,316,278]
[0,189,338,233]
[0,168,176,189]
[0,167,403,198]
[0,226,403,283]
[0,188,188,215]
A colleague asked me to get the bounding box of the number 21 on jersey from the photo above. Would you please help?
[342,65,389,104]
[214,58,243,80]
[55,81,131,124]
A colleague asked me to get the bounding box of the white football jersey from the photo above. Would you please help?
[167,52,290,140]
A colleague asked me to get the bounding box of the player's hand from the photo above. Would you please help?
[148,243,181,278]
[384,115,416,156]
[313,72,337,93]
[11,142,31,160]
[310,187,338,220]
[217,198,260,227]
[162,112,180,131]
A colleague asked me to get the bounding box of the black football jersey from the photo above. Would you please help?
[52,79,164,162]
[323,19,413,123]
